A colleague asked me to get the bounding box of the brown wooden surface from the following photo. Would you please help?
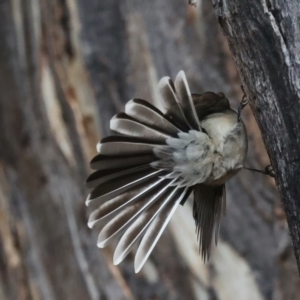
[0,0,299,299]
[211,0,300,276]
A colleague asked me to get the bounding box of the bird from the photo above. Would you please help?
[85,70,251,273]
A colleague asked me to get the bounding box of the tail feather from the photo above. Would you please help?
[125,99,181,136]
[87,177,163,228]
[110,113,170,143]
[90,153,156,170]
[97,179,176,248]
[134,186,193,273]
[97,137,161,155]
[113,185,180,265]
[158,76,190,131]
[86,164,157,189]
[174,71,201,131]
[86,167,162,206]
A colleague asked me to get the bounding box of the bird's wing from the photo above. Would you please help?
[192,92,230,121]
[193,184,226,261]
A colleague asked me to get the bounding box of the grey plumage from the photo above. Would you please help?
[86,70,248,272]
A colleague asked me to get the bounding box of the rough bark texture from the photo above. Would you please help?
[211,0,300,275]
[0,0,299,299]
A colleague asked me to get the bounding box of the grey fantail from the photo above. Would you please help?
[86,70,250,273]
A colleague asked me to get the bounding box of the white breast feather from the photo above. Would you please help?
[153,111,246,187]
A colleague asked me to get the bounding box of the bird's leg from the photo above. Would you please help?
[237,85,249,122]
[243,165,275,177]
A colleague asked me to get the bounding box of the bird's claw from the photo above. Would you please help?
[237,85,249,121]
[265,165,275,177]
[240,95,249,108]
[240,85,249,108]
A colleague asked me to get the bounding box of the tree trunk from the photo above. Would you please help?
[211,0,300,275]
[0,0,299,299]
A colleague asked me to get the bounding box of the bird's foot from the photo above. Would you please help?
[237,85,249,121]
[243,165,275,177]
[264,165,275,177]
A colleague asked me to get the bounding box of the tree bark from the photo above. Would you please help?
[0,0,299,299]
[211,0,300,274]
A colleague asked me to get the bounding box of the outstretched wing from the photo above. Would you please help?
[192,92,230,121]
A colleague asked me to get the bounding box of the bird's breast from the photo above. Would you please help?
[200,110,248,185]
[200,110,239,143]
[153,110,248,187]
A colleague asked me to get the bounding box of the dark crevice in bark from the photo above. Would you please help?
[58,0,74,58]
[41,0,88,186]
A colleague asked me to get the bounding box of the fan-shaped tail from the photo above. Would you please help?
[86,71,224,272]
[87,93,190,271]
